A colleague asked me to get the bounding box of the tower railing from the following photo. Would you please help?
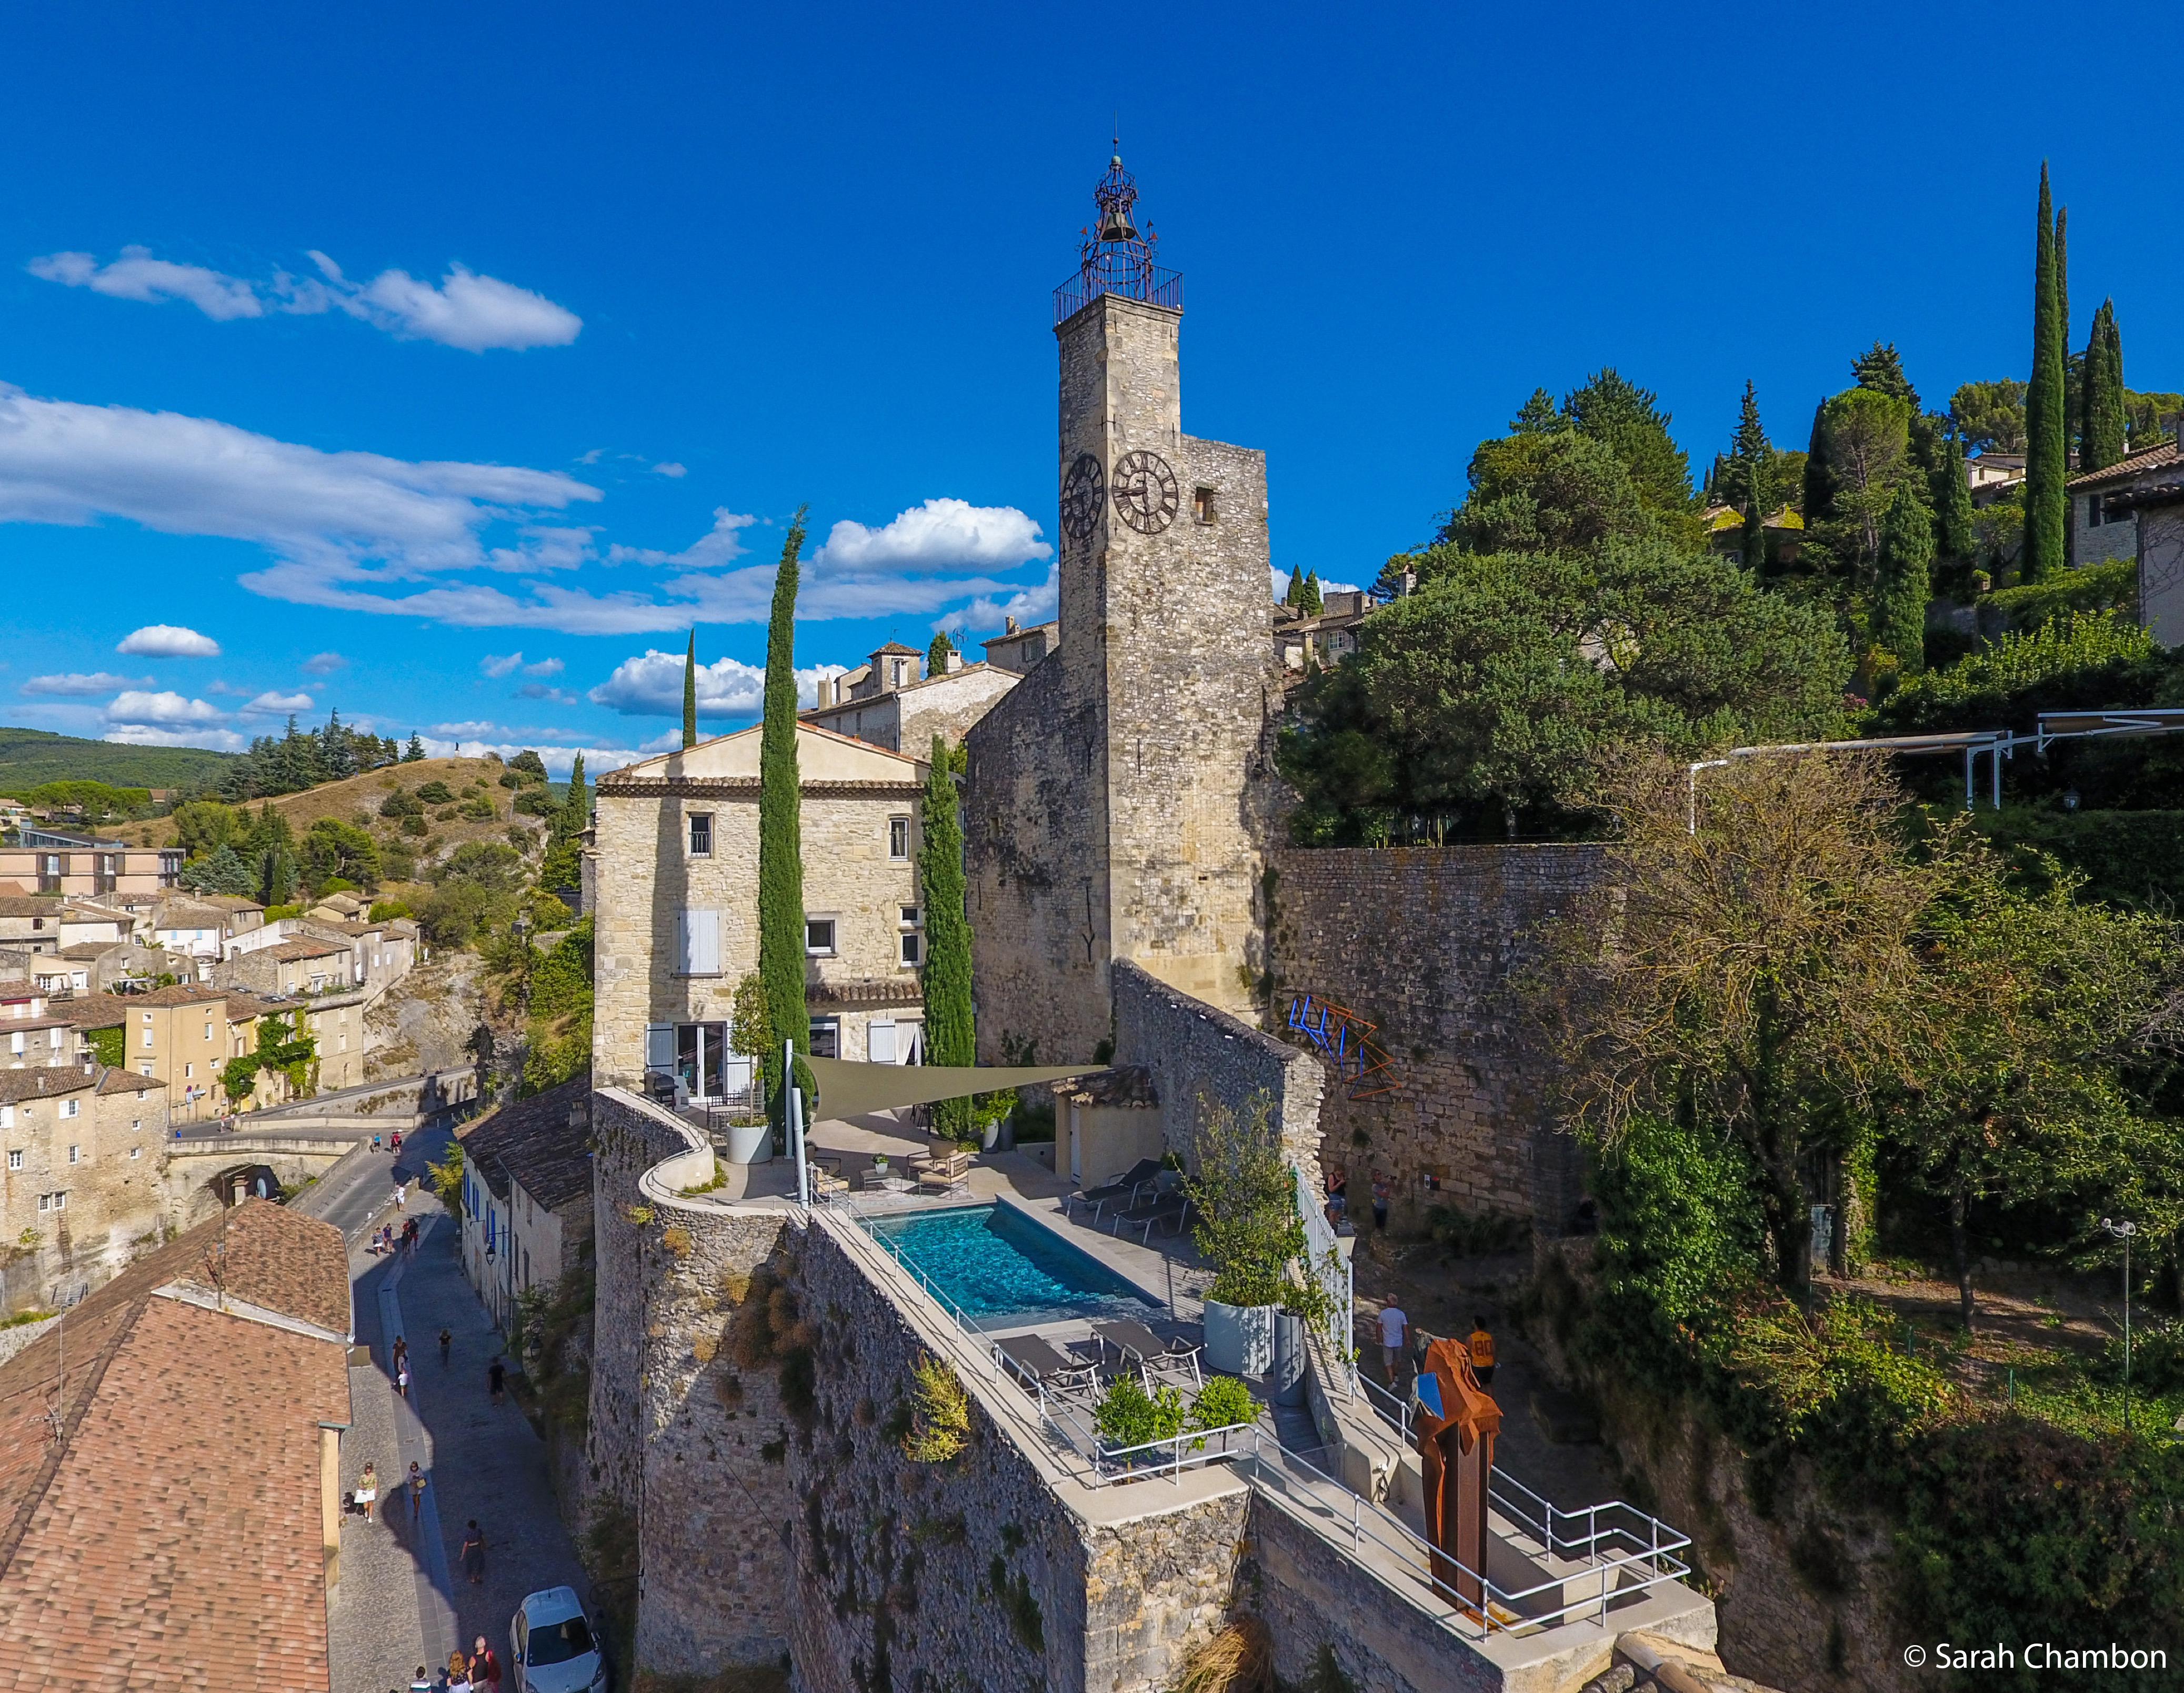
[1054,258,1184,324]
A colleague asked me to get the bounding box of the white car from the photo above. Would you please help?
[510,1586,607,1693]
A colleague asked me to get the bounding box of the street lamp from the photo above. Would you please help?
[2102,1217,2138,1431]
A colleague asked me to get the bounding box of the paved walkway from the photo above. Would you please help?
[330,1184,590,1693]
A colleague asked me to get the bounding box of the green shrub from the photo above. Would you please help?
[1875,609,2155,734]
[514,786,558,817]
[415,780,454,804]
[459,795,496,821]
[367,899,412,922]
[1188,1375,1257,1434]
[1093,1373,1186,1451]
[378,789,420,818]
[1981,557,2136,629]
[1981,809,2184,912]
[400,814,428,837]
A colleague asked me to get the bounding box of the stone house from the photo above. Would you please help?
[2067,438,2184,645]
[151,896,258,975]
[2,985,76,1069]
[1275,588,1372,674]
[0,828,180,898]
[0,1200,353,1684]
[591,723,930,1099]
[456,1075,595,1329]
[217,933,357,998]
[1966,449,2025,506]
[981,615,1059,673]
[803,641,1021,756]
[0,1060,172,1309]
[0,895,62,957]
[33,940,187,997]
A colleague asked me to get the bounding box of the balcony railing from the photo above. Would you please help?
[1053,256,1184,324]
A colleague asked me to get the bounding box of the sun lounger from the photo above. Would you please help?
[1065,1158,1164,1220]
[1111,1193,1190,1244]
[1092,1319,1205,1388]
[992,1334,1099,1394]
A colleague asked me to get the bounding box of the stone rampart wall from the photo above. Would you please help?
[1268,846,1605,1232]
[1111,958,1325,1184]
[585,1086,800,1675]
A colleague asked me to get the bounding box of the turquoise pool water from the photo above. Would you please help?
[869,1204,1161,1324]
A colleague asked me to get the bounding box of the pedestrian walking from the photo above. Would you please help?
[372,1133,383,1153]
[1371,1171,1391,1233]
[460,1519,487,1585]
[487,1358,506,1406]
[1377,1300,1409,1385]
[472,1636,504,1690]
[408,1665,433,1693]
[1467,1314,1497,1388]
[438,1327,453,1366]
[396,1362,411,1399]
[393,1181,407,1211]
[407,1461,427,1519]
[354,1461,379,1523]
[446,1647,473,1693]
[392,1335,409,1373]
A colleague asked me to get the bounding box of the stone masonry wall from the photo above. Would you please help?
[1268,845,1606,1233]
[585,1087,800,1675]
[1245,1492,1495,1693]
[788,1217,1252,1693]
[1112,959,1325,1186]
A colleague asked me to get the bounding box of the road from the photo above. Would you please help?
[295,1116,456,1242]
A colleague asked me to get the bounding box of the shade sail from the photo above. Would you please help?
[804,1055,1108,1121]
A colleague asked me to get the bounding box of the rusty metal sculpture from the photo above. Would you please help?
[1285,991,1400,1100]
[1412,1335,1502,1618]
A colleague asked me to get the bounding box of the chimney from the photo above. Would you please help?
[1005,616,1018,636]
[945,650,964,674]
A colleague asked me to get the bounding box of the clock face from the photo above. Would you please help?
[1111,450,1179,535]
[1059,454,1105,543]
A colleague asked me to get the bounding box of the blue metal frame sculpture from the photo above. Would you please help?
[1285,991,1400,1100]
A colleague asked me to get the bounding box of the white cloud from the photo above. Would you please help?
[29,246,582,353]
[588,649,846,719]
[933,564,1061,636]
[243,690,314,714]
[28,247,264,319]
[606,507,756,569]
[20,671,147,696]
[103,724,246,752]
[117,623,221,657]
[205,678,247,695]
[479,653,526,678]
[813,498,1050,576]
[653,462,687,478]
[106,689,224,725]
[516,682,578,704]
[414,734,638,773]
[299,650,348,674]
[523,656,563,676]
[433,720,499,737]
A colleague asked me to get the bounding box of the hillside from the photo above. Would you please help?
[113,757,549,880]
[0,725,236,792]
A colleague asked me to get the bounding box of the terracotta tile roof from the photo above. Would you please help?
[459,1076,595,1213]
[94,984,228,1010]
[0,1067,97,1105]
[2067,438,2184,489]
[266,938,345,963]
[43,999,128,1031]
[95,1070,165,1096]
[0,1266,349,1691]
[0,899,61,920]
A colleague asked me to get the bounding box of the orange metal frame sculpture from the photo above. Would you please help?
[1412,1336,1503,1618]
[1284,991,1401,1100]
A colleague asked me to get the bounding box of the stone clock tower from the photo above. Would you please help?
[965,151,1277,1064]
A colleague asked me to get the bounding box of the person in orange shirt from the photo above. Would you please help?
[1467,1315,1496,1388]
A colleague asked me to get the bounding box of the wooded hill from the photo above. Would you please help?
[0,725,236,792]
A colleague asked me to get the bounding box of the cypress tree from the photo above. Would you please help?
[919,733,975,1140]
[1930,434,1976,566]
[1801,402,1836,532]
[403,733,425,763]
[2081,300,2128,473]
[926,630,955,677]
[1729,380,1771,568]
[1875,476,1934,676]
[1299,571,1324,616]
[2022,164,2068,583]
[681,630,699,749]
[758,509,810,1132]
[560,752,587,840]
[1282,566,1304,608]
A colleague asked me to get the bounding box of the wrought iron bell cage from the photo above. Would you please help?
[1054,150,1184,323]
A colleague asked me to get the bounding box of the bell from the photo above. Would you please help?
[1097,204,1137,243]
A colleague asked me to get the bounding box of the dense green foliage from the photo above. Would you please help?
[519,916,594,1095]
[1279,541,1847,842]
[2080,299,2128,472]
[1949,379,2027,453]
[299,818,381,894]
[221,1010,317,1102]
[1871,608,2155,734]
[1181,1094,1319,1319]
[2022,165,2068,582]
[918,734,975,1139]
[926,630,955,676]
[0,725,235,791]
[758,512,810,1126]
[216,711,410,801]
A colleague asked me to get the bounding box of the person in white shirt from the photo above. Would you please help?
[1378,1301,1409,1384]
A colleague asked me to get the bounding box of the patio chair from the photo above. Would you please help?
[913,1147,973,1196]
[1111,1192,1189,1244]
[1064,1158,1164,1221]
[992,1334,1098,1395]
[1091,1318,1205,1389]
[806,1159,848,1204]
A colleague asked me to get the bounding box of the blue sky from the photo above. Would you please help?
[6,2,2183,770]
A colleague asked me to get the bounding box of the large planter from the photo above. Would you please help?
[1270,1311,1308,1407]
[1203,1299,1276,1377]
[724,1118,773,1165]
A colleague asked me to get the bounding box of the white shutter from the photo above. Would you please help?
[680,908,719,975]
[644,1023,675,1069]
[868,1021,896,1064]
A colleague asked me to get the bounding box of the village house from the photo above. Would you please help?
[2067,439,2184,645]
[591,723,930,1103]
[1275,586,1374,673]
[0,827,181,898]
[456,1075,595,1330]
[980,615,1059,673]
[0,894,62,957]
[0,1200,353,1688]
[217,932,357,998]
[1,985,75,1070]
[802,638,1021,755]
[1966,448,2026,506]
[0,1059,171,1309]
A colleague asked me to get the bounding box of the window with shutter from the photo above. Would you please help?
[679,909,720,975]
[645,1024,675,1070]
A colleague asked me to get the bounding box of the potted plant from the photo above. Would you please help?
[1183,1093,1309,1379]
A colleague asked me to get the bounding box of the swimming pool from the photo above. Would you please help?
[868,1203,1162,1325]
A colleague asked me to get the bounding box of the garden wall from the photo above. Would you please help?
[1267,845,1605,1233]
[1111,958,1327,1183]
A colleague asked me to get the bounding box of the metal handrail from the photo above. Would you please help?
[1358,1370,1412,1442]
[1294,1164,1354,1386]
